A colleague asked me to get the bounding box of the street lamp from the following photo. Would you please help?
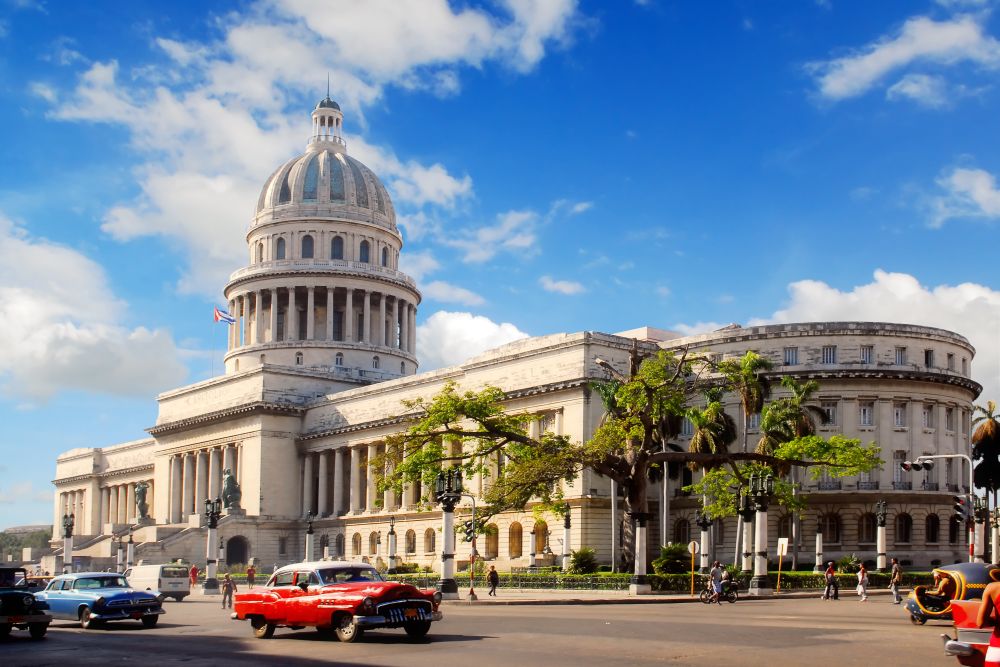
[304,511,315,562]
[737,493,755,573]
[434,468,463,599]
[203,497,223,594]
[875,499,888,571]
[115,534,125,573]
[747,471,775,596]
[528,528,537,568]
[126,527,135,571]
[905,453,976,562]
[387,516,397,573]
[61,513,75,574]
[694,510,713,574]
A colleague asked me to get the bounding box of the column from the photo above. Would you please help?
[208,447,222,500]
[391,297,399,348]
[108,487,118,526]
[408,304,416,353]
[350,446,362,513]
[182,453,195,519]
[362,291,371,344]
[196,450,208,509]
[227,300,234,350]
[303,453,314,517]
[242,295,251,347]
[378,293,386,346]
[288,286,298,341]
[317,451,329,517]
[814,530,824,572]
[326,287,334,341]
[222,445,235,476]
[306,286,315,340]
[345,289,354,342]
[170,456,182,523]
[117,485,127,524]
[101,486,111,525]
[269,289,278,342]
[399,300,408,352]
[125,483,135,523]
[255,290,263,344]
[333,448,346,516]
[876,521,887,570]
[751,505,771,595]
[383,448,395,511]
[367,443,378,511]
[741,514,754,573]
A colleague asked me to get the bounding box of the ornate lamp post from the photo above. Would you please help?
[561,512,571,572]
[694,510,713,574]
[813,527,823,573]
[875,499,888,571]
[975,496,989,564]
[992,508,1000,566]
[203,497,222,594]
[61,513,74,574]
[629,511,654,594]
[434,469,463,599]
[528,527,537,568]
[304,511,315,562]
[115,534,125,573]
[126,527,135,571]
[737,493,755,573]
[747,471,775,596]
[387,516,397,573]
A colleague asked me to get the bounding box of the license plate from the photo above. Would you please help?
[404,609,418,618]
[131,612,142,619]
[9,616,23,623]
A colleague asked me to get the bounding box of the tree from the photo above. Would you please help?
[972,400,1000,507]
[718,351,773,452]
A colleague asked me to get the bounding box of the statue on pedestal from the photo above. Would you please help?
[221,469,242,510]
[134,480,150,519]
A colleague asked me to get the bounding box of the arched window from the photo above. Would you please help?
[533,521,548,554]
[301,234,314,258]
[319,534,329,555]
[381,246,388,266]
[278,170,292,204]
[352,533,362,556]
[485,524,499,559]
[329,153,345,201]
[926,514,940,543]
[424,528,436,553]
[303,155,319,201]
[256,242,263,263]
[331,236,344,259]
[372,356,380,369]
[369,532,379,555]
[400,362,405,374]
[335,534,345,557]
[820,513,841,544]
[778,514,792,539]
[335,353,343,366]
[359,240,370,263]
[949,517,961,544]
[295,352,304,366]
[673,518,690,544]
[509,523,523,558]
[858,513,877,544]
[405,529,416,554]
[895,513,913,544]
[276,237,286,260]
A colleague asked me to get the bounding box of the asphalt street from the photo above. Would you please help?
[0,595,957,666]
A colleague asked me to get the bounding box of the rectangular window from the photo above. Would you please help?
[860,345,873,364]
[278,537,287,556]
[922,405,934,428]
[946,407,955,431]
[822,345,837,364]
[681,418,693,437]
[783,347,798,365]
[710,353,723,364]
[925,349,935,368]
[859,401,875,427]
[895,346,907,365]
[821,401,838,426]
[893,450,906,483]
[946,459,955,485]
[894,403,907,428]
[947,353,955,371]
[748,413,761,430]
[962,358,968,375]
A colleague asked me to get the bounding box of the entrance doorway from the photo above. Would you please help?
[226,536,249,565]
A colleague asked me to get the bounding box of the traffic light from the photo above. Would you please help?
[900,461,914,472]
[463,520,475,542]
[954,495,969,520]
[901,459,934,472]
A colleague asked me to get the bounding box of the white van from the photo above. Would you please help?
[124,563,190,601]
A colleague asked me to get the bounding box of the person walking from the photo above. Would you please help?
[189,564,199,588]
[246,564,256,589]
[823,562,839,600]
[709,561,724,605]
[221,573,238,609]
[856,563,869,602]
[890,558,903,604]
[487,565,499,597]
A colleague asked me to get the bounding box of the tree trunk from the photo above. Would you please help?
[622,469,649,573]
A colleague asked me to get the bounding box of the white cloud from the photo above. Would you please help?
[569,201,594,215]
[422,281,486,306]
[540,275,585,295]
[398,251,441,282]
[655,285,671,298]
[931,166,1000,226]
[416,310,530,370]
[886,73,950,107]
[446,210,538,263]
[0,214,187,402]
[673,270,1000,402]
[809,15,1000,101]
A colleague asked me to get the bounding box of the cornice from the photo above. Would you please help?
[147,401,305,436]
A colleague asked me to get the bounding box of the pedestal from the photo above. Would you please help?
[439,509,459,600]
[203,526,220,595]
[225,507,246,517]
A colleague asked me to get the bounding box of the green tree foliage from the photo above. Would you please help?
[717,351,772,452]
[651,543,691,574]
[569,547,599,574]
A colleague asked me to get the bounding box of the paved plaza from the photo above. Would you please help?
[1,592,956,666]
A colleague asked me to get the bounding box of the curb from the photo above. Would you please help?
[443,588,903,606]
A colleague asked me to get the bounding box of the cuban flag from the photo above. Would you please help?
[213,307,236,325]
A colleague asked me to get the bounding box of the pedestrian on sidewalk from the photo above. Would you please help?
[823,562,839,600]
[189,564,199,587]
[890,558,902,604]
[246,564,256,589]
[487,565,499,597]
[856,563,869,601]
[709,561,723,604]
[221,574,238,609]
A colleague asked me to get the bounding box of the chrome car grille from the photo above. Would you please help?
[377,599,433,625]
[107,597,159,607]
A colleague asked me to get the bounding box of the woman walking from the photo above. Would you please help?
[856,563,869,602]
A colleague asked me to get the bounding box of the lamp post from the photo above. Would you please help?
[562,512,571,572]
[694,511,712,574]
[387,516,397,573]
[813,528,823,573]
[748,471,775,596]
[434,469,462,600]
[115,534,124,573]
[203,497,222,594]
[909,454,974,562]
[875,499,888,571]
[61,513,74,574]
[737,493,755,573]
[528,528,537,568]
[304,511,315,562]
[992,509,1000,566]
[126,527,135,571]
[629,511,654,594]
[218,536,225,571]
[975,497,989,564]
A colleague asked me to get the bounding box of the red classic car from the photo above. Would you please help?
[943,599,990,666]
[232,561,442,642]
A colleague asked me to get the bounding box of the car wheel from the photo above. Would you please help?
[173,595,186,602]
[28,623,48,640]
[141,616,159,628]
[404,621,431,639]
[251,617,275,639]
[80,607,101,630]
[334,615,362,643]
[0,623,12,638]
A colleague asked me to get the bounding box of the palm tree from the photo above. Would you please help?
[718,351,773,452]
[972,400,1000,508]
[685,399,737,465]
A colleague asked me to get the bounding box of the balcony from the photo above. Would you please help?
[228,259,418,289]
[857,481,879,490]
[922,482,940,491]
[818,480,842,490]
[892,481,912,490]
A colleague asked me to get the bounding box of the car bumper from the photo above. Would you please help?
[91,607,165,622]
[354,610,443,628]
[0,613,52,625]
[941,633,978,657]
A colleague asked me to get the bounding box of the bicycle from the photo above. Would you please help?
[699,577,738,604]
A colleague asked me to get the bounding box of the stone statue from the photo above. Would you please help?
[134,480,150,519]
[221,469,242,510]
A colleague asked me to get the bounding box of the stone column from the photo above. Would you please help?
[317,450,329,517]
[306,286,315,340]
[196,450,208,510]
[182,453,195,519]
[101,486,111,525]
[288,287,298,341]
[125,483,135,524]
[326,287,334,341]
[108,486,119,526]
[118,486,128,524]
[170,456,182,524]
[876,523,887,571]
[630,513,651,595]
[751,505,771,595]
[378,294,386,346]
[392,297,400,348]
[269,288,278,343]
[383,449,395,511]
[409,304,416,353]
[208,447,222,500]
[302,453,314,517]
[222,445,235,476]
[814,530,824,572]
[345,289,354,342]
[255,290,263,344]
[362,291,371,344]
[350,446,362,513]
[242,295,251,347]
[399,300,408,352]
[366,444,378,512]
[333,448,346,516]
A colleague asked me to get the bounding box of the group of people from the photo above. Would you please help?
[186,563,257,608]
[822,557,903,603]
[707,561,733,603]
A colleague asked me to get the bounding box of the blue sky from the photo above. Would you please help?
[3,0,1000,530]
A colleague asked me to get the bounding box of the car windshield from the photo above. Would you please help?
[317,567,384,584]
[0,569,27,588]
[74,576,129,590]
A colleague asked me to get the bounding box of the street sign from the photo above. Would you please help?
[777,538,789,556]
[688,540,699,555]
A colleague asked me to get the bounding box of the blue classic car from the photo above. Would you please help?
[36,573,164,629]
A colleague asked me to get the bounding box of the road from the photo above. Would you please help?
[1,595,957,666]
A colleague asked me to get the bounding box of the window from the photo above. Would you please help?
[925,349,935,368]
[859,401,874,427]
[962,358,968,375]
[947,353,955,370]
[822,345,837,364]
[860,345,873,364]
[331,236,344,260]
[256,242,263,263]
[509,523,523,558]
[295,352,304,366]
[335,353,343,366]
[777,514,792,539]
[747,413,760,430]
[301,234,314,258]
[681,418,693,437]
[709,353,722,364]
[946,408,955,431]
[359,240,370,263]
[821,401,838,426]
[405,530,416,554]
[485,524,499,559]
[783,347,798,365]
[278,171,292,204]
[673,519,690,544]
[347,157,369,208]
[895,513,912,544]
[949,517,961,544]
[335,534,345,557]
[381,246,388,267]
[922,404,934,428]
[820,513,841,543]
[276,237,286,260]
[352,533,362,556]
[303,155,319,201]
[926,514,940,543]
[278,537,287,556]
[400,361,405,374]
[893,403,907,428]
[372,356,380,369]
[368,532,378,555]
[895,346,907,365]
[858,513,877,544]
[273,571,294,586]
[424,528,436,553]
[946,459,955,487]
[329,154,346,201]
[892,450,906,483]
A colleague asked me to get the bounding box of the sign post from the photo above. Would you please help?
[688,540,700,597]
[776,538,789,593]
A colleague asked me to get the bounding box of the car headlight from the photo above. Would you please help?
[432,591,442,606]
[360,597,375,614]
[95,596,105,607]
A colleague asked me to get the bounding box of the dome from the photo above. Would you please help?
[316,96,341,111]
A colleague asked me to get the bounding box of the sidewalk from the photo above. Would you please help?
[442,587,902,605]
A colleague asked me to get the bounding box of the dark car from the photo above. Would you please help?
[0,567,52,640]
[36,572,164,629]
